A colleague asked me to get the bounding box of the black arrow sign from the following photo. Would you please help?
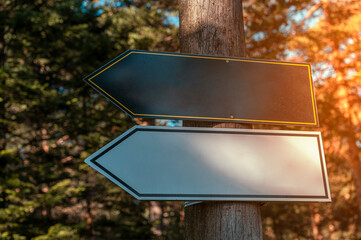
[83,50,318,126]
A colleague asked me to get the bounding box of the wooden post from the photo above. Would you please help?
[179,0,263,239]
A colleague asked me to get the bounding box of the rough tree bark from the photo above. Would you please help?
[178,0,263,239]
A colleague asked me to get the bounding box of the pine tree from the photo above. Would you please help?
[0,0,178,239]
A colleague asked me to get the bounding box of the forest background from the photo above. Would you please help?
[1,0,361,239]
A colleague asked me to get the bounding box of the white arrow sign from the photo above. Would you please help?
[85,126,331,202]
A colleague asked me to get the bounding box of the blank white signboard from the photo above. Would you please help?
[85,126,331,202]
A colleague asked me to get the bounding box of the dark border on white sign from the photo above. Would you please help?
[85,126,331,202]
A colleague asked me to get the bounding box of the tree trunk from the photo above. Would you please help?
[179,0,263,239]
[179,0,246,58]
[185,202,262,240]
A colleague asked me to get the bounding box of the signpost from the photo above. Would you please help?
[83,0,330,238]
[83,50,318,126]
[85,126,331,202]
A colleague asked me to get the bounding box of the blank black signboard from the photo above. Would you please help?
[83,50,318,126]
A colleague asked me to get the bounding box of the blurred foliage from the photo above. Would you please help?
[0,0,178,239]
[244,0,361,239]
[1,0,361,239]
[33,224,80,240]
